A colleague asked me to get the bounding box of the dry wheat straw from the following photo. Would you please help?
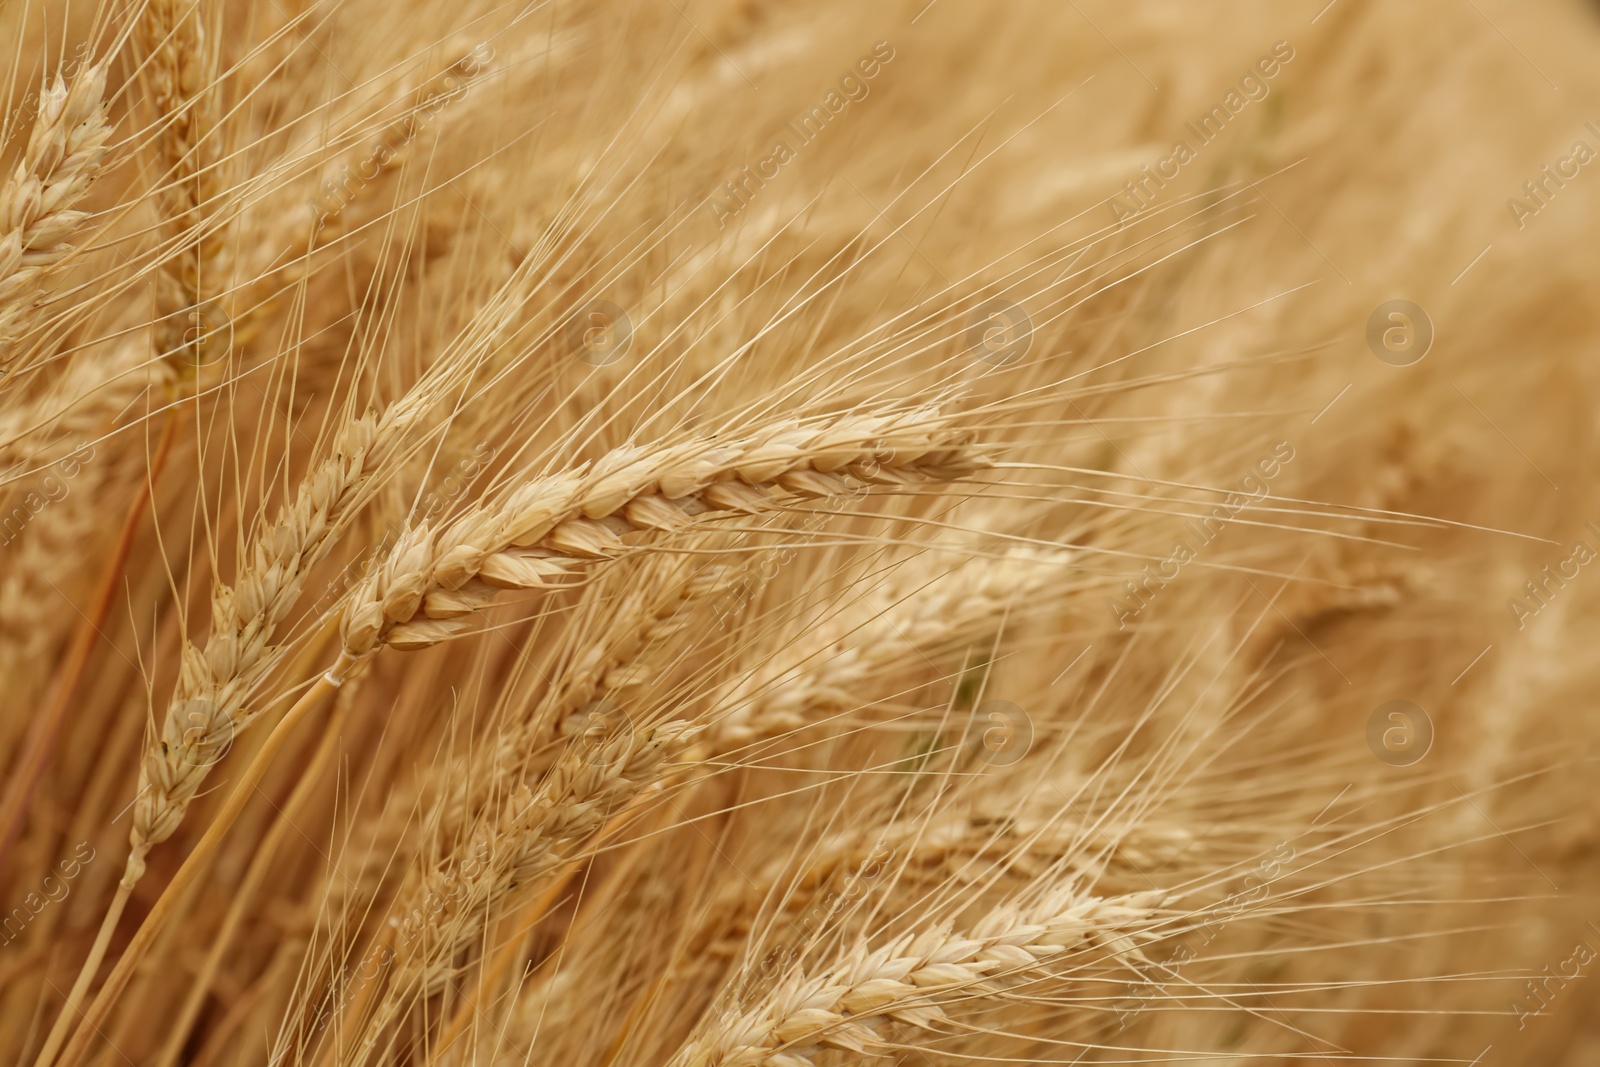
[339,408,993,657]
[0,62,111,363]
[671,885,1170,1067]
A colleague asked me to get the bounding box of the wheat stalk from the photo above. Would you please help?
[136,0,226,366]
[124,414,380,879]
[317,550,735,1055]
[339,407,993,657]
[340,718,703,1065]
[705,545,1063,754]
[670,885,1171,1067]
[0,61,111,364]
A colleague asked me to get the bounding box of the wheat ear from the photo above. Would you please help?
[114,240,562,874]
[340,407,993,657]
[328,554,731,1048]
[687,800,1194,973]
[137,0,225,365]
[0,61,111,363]
[123,415,385,883]
[339,719,703,1065]
[501,549,1059,1053]
[671,885,1171,1067]
[705,547,1062,754]
[429,553,743,1052]
[124,368,469,885]
[460,553,733,834]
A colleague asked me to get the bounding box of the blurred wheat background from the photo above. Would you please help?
[1,0,1599,1064]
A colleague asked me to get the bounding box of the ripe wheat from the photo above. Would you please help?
[3,5,1594,1067]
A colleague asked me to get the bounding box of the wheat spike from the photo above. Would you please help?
[706,546,1062,753]
[671,885,1171,1067]
[346,718,702,1062]
[328,551,734,1047]
[122,366,466,885]
[0,61,111,364]
[136,0,227,366]
[340,407,993,657]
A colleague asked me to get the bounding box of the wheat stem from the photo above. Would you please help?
[0,404,179,873]
[28,880,131,1067]
[153,679,356,1067]
[125,411,393,889]
[49,671,342,1067]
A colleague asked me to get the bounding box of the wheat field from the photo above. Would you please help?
[1,1,1598,1064]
